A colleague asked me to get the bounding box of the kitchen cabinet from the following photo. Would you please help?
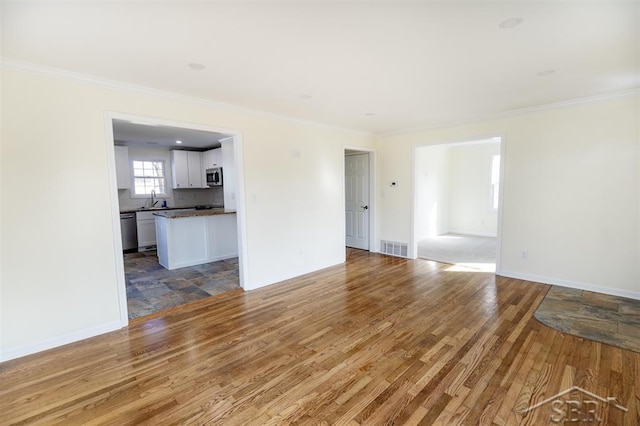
[155,211,237,270]
[171,150,205,189]
[114,145,130,189]
[136,211,157,250]
[188,151,203,188]
[202,148,221,170]
[221,140,236,209]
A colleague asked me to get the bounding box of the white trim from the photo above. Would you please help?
[381,89,640,137]
[499,270,640,301]
[104,115,130,326]
[243,259,344,292]
[409,144,418,259]
[495,137,506,274]
[447,230,498,238]
[1,321,122,362]
[343,147,377,253]
[232,134,249,290]
[4,57,636,138]
[1,57,370,137]
[104,112,248,330]
[162,254,237,271]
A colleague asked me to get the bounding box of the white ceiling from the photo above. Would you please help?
[112,119,228,150]
[3,1,638,134]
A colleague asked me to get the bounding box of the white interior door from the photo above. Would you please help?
[345,153,370,250]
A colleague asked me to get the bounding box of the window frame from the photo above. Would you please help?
[129,158,169,199]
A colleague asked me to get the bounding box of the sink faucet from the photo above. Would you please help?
[150,190,157,207]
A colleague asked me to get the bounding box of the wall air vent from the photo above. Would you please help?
[380,240,408,258]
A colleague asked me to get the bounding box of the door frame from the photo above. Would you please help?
[104,112,248,326]
[343,147,376,252]
[411,135,505,273]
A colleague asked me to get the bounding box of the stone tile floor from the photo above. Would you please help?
[535,286,640,353]
[124,250,240,319]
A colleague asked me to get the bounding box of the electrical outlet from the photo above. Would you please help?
[521,250,528,260]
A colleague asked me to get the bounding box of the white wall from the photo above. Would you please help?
[448,142,500,236]
[415,141,499,239]
[116,145,223,211]
[0,67,374,360]
[415,145,450,239]
[378,94,640,299]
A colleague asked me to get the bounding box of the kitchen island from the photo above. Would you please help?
[154,209,237,270]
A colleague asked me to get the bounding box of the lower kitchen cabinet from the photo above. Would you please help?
[136,211,157,250]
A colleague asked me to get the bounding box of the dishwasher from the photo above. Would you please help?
[120,213,138,252]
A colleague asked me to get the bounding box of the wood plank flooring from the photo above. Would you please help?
[1,249,638,425]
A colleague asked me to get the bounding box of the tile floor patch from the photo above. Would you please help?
[125,251,240,319]
[535,286,640,353]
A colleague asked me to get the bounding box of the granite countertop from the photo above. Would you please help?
[120,205,223,214]
[153,208,236,219]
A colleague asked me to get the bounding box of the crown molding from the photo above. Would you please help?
[0,57,372,137]
[3,57,637,139]
[380,87,640,138]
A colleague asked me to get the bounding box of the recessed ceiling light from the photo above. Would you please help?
[537,69,555,76]
[299,94,312,100]
[365,112,375,117]
[499,18,523,29]
[188,63,205,71]
[176,140,183,144]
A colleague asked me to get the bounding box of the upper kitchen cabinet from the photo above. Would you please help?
[114,145,130,189]
[187,151,204,188]
[202,148,221,169]
[171,150,205,189]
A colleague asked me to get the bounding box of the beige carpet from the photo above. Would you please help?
[417,233,497,272]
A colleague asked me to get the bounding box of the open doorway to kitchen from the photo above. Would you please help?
[413,137,503,272]
[105,113,246,322]
[345,148,376,253]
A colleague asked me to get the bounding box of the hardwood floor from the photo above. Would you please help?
[1,249,638,425]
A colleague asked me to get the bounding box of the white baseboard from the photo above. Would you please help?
[447,229,497,238]
[244,257,344,291]
[163,253,238,270]
[498,270,640,301]
[1,320,123,363]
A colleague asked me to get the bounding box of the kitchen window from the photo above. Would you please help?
[132,160,166,196]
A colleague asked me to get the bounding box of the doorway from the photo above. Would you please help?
[413,137,503,272]
[105,113,247,323]
[345,149,375,252]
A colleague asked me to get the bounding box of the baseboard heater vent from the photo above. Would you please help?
[380,240,408,258]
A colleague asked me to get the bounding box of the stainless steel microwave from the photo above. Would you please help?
[206,167,223,187]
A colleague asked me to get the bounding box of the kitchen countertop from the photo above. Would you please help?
[120,206,223,214]
[153,208,236,219]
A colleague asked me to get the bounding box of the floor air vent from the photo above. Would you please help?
[380,240,408,258]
